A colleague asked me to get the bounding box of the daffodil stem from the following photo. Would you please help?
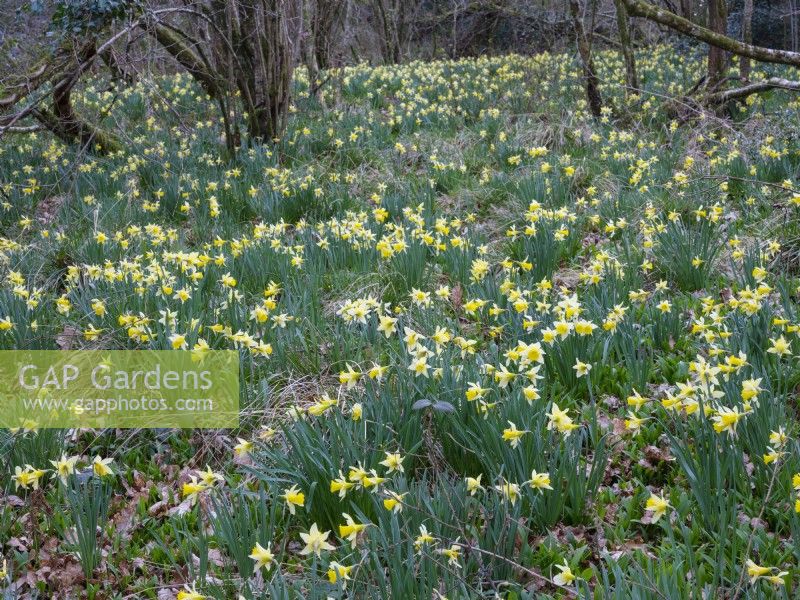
[586,376,599,440]
[730,460,780,599]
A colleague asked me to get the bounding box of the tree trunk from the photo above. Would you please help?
[680,0,692,21]
[740,0,753,80]
[614,0,639,94]
[570,0,603,117]
[373,0,392,63]
[373,0,403,64]
[302,0,323,102]
[707,0,728,88]
[159,0,295,146]
[311,0,347,70]
[251,0,293,141]
[393,0,406,63]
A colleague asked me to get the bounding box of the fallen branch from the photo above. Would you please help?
[0,125,43,134]
[706,77,800,103]
[0,63,49,108]
[623,0,800,67]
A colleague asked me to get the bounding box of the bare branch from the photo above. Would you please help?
[0,125,43,134]
[706,77,800,103]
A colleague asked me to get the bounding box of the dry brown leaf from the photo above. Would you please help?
[167,497,194,517]
[148,499,168,517]
[56,326,81,351]
[450,284,462,309]
[34,194,66,225]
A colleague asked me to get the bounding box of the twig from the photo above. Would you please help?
[454,542,579,597]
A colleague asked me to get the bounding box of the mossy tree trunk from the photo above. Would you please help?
[147,20,222,98]
[707,0,728,88]
[31,39,121,154]
[147,15,236,152]
[614,0,639,95]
